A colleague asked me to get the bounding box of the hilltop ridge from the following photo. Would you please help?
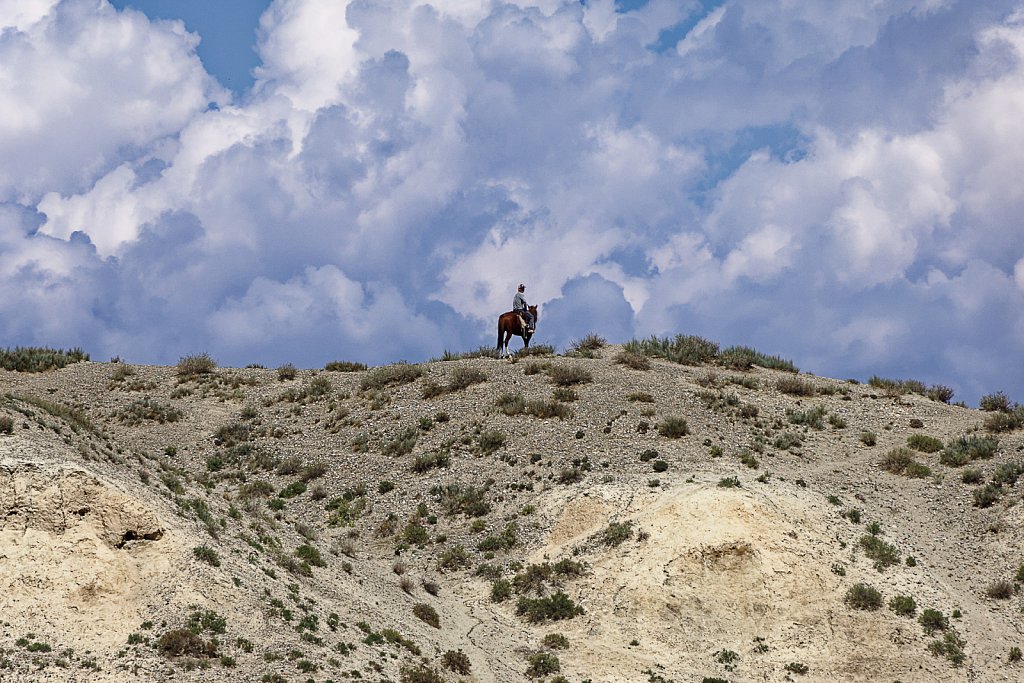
[1,339,1023,682]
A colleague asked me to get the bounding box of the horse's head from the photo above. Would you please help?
[528,305,538,323]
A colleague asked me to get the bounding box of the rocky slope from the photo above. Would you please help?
[1,343,1023,682]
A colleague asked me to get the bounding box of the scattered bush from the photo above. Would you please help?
[543,633,570,650]
[546,365,593,386]
[927,630,966,666]
[879,448,931,478]
[973,483,1002,508]
[980,391,1012,412]
[0,415,12,434]
[569,334,606,353]
[276,363,297,380]
[776,377,816,396]
[193,546,221,567]
[919,608,949,634]
[423,367,488,397]
[889,595,917,616]
[907,434,943,453]
[859,534,901,571]
[360,363,423,390]
[657,416,689,438]
[491,579,512,603]
[437,545,472,572]
[114,398,183,425]
[987,580,1015,600]
[623,334,722,366]
[412,603,440,628]
[516,592,584,623]
[985,407,1024,433]
[788,405,827,429]
[941,434,999,466]
[615,350,651,370]
[477,430,506,454]
[860,431,877,446]
[717,476,741,488]
[0,346,89,373]
[325,360,367,372]
[383,427,419,457]
[413,450,451,473]
[844,583,883,610]
[442,649,472,675]
[177,353,217,378]
[596,521,634,547]
[157,629,217,658]
[525,651,560,678]
[399,664,445,683]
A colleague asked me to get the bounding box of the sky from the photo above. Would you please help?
[1,0,1023,406]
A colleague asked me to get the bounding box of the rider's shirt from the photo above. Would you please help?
[513,292,527,311]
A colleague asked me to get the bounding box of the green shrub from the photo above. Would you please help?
[1009,646,1022,663]
[279,481,307,498]
[552,387,578,402]
[496,391,527,415]
[845,583,883,610]
[889,595,917,616]
[491,579,512,602]
[527,399,573,419]
[907,434,943,453]
[437,545,472,572]
[657,416,689,438]
[157,629,217,658]
[441,649,472,675]
[413,450,451,473]
[615,350,651,370]
[0,415,13,434]
[627,391,655,402]
[985,407,1024,433]
[941,434,999,466]
[919,608,949,634]
[623,334,719,365]
[774,432,803,450]
[516,592,584,623]
[987,580,1015,600]
[412,603,440,628]
[114,398,183,425]
[991,461,1024,486]
[399,664,445,683]
[569,334,606,352]
[788,405,827,429]
[360,363,423,390]
[543,633,570,649]
[383,427,419,457]
[597,521,634,547]
[525,651,560,678]
[784,662,810,675]
[546,365,593,386]
[927,630,966,666]
[325,360,367,372]
[0,346,89,373]
[177,353,217,378]
[718,476,741,488]
[295,544,326,568]
[776,377,816,396]
[961,468,983,484]
[860,431,877,446]
[276,363,297,380]
[193,546,221,567]
[859,534,900,570]
[980,392,1012,412]
[880,448,931,478]
[477,430,506,454]
[973,483,1002,508]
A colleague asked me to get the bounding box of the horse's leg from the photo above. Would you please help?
[497,321,504,358]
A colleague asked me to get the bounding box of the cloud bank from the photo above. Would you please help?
[1,0,1023,403]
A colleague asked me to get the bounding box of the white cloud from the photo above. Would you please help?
[0,0,222,201]
[1,0,1023,402]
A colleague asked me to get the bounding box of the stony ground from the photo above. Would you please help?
[1,343,1023,683]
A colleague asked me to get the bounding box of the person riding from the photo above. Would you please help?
[513,284,534,331]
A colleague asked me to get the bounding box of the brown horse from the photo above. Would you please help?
[497,306,538,358]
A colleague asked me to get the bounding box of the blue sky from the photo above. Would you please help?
[2,0,1024,406]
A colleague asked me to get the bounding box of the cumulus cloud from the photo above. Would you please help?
[1,0,1023,403]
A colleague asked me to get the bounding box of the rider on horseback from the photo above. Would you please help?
[513,284,534,332]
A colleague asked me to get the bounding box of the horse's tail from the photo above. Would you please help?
[496,317,503,351]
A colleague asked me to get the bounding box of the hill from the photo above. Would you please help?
[1,340,1023,682]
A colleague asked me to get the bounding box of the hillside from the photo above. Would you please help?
[2,340,1023,683]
